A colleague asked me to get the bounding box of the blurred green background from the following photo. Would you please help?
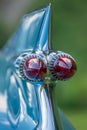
[0,0,87,129]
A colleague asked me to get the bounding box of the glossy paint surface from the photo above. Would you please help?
[0,55,39,130]
[0,4,75,130]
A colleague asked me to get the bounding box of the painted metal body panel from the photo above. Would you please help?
[0,5,75,130]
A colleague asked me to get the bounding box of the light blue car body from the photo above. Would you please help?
[0,4,75,130]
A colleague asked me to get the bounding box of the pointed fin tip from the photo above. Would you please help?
[48,3,51,7]
[46,3,51,11]
[3,4,51,57]
[44,3,51,18]
[23,4,51,19]
[36,3,51,53]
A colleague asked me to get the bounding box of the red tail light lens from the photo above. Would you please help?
[50,54,77,80]
[20,56,47,81]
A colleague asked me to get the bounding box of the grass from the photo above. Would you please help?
[63,110,87,130]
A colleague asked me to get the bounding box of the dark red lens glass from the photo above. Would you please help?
[23,57,47,80]
[53,56,77,80]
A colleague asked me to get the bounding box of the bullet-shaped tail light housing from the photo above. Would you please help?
[49,52,77,80]
[18,54,47,82]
